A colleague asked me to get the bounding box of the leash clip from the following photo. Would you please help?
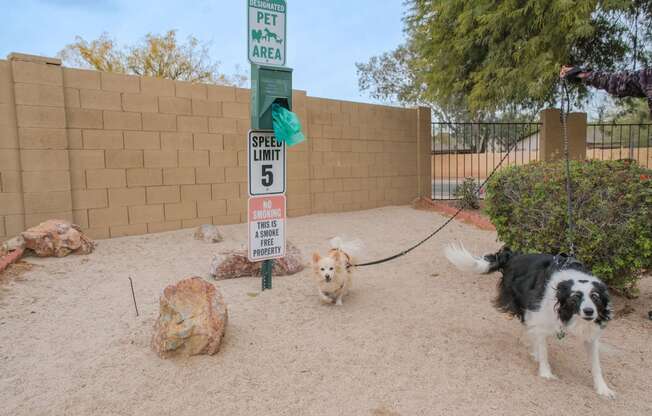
[554,253,571,269]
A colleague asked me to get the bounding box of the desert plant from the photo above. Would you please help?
[485,160,652,294]
[454,178,481,210]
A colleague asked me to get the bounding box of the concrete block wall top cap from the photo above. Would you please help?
[7,53,62,66]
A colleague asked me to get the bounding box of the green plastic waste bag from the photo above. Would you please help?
[272,103,305,147]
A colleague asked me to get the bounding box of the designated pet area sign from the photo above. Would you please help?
[248,0,286,66]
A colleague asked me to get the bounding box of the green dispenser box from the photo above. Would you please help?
[251,64,293,130]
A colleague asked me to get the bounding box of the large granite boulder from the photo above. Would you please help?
[1,235,25,257]
[151,277,228,358]
[209,241,304,280]
[21,220,94,257]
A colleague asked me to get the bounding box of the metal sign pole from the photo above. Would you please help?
[262,258,273,290]
[252,64,273,291]
[247,0,289,291]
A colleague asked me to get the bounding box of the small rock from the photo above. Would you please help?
[194,224,223,243]
[648,310,652,321]
[151,277,228,358]
[21,220,94,257]
[209,241,304,280]
[1,236,26,255]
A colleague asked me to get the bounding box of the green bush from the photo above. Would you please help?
[485,160,652,294]
[454,178,481,210]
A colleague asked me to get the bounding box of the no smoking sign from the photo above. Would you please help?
[248,195,286,262]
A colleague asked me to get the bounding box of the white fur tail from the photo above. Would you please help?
[444,242,491,274]
[330,237,364,264]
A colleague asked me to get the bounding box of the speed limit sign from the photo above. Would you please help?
[248,130,286,196]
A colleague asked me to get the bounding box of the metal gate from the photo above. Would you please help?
[586,123,652,168]
[431,122,541,199]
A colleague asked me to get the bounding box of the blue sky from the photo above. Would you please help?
[0,0,407,103]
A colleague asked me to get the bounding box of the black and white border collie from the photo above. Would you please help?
[445,243,615,398]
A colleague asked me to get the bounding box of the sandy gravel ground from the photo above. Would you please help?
[1,206,650,416]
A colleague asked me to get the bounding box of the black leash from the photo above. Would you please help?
[356,142,516,268]
[559,80,576,257]
[357,78,578,269]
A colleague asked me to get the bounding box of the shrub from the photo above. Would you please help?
[454,178,481,209]
[485,160,652,294]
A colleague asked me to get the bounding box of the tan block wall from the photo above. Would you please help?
[11,55,73,228]
[540,109,587,161]
[416,106,432,198]
[432,151,540,180]
[586,147,651,168]
[0,59,24,239]
[0,53,425,241]
[61,67,242,239]
[307,98,418,213]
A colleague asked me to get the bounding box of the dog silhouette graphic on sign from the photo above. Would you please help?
[263,28,283,44]
[252,29,263,43]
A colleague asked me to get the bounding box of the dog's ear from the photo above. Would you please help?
[497,247,513,266]
[592,281,612,325]
[555,279,576,324]
[332,250,341,261]
[312,252,321,264]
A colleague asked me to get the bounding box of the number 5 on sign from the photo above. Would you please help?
[262,165,273,187]
[248,130,286,196]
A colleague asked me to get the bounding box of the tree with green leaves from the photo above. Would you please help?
[59,30,247,86]
[357,1,651,121]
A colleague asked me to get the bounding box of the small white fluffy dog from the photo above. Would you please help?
[311,237,362,305]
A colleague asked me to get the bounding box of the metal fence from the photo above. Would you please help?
[586,123,652,168]
[431,122,541,199]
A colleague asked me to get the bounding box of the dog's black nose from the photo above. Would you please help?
[583,307,594,316]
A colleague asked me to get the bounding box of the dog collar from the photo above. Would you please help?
[554,253,584,271]
[331,248,354,270]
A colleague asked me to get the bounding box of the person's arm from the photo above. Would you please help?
[583,71,646,98]
[560,65,646,98]
[561,65,652,117]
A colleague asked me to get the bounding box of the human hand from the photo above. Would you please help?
[560,65,574,78]
[560,65,589,80]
